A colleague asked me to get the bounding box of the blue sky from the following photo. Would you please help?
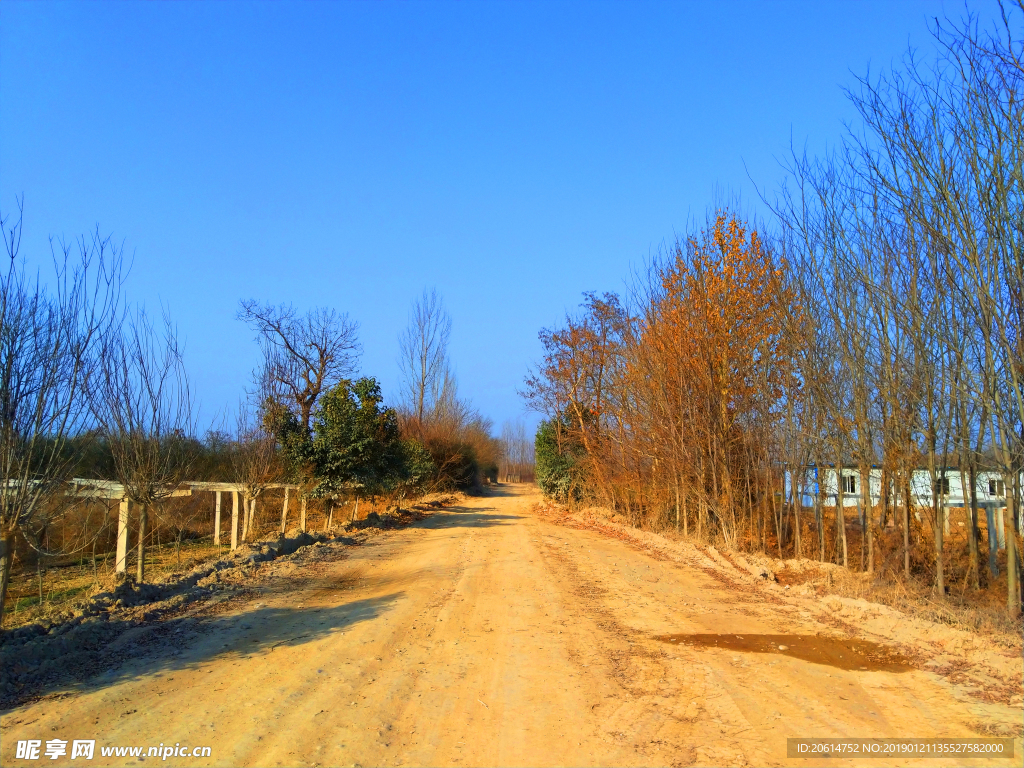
[0,0,990,432]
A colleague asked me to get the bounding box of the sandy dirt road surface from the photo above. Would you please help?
[2,485,1020,767]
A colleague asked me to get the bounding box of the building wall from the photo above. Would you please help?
[789,467,1014,509]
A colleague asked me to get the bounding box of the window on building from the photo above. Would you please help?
[989,479,1005,496]
[935,477,950,495]
[841,475,856,495]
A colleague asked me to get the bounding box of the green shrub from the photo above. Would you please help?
[535,418,588,503]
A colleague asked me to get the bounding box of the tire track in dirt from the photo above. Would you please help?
[532,526,764,766]
[2,486,1020,767]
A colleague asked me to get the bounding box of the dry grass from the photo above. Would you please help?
[3,490,462,631]
[968,720,1023,739]
[826,569,1024,643]
[3,537,229,631]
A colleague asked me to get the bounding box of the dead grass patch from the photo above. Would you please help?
[968,720,1023,738]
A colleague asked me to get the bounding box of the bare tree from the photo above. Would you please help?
[231,398,281,542]
[841,4,1023,614]
[238,300,360,431]
[86,307,195,583]
[398,289,452,426]
[500,420,535,483]
[0,202,122,625]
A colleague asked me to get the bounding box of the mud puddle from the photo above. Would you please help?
[654,633,913,671]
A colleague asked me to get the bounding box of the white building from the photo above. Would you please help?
[792,466,1011,510]
[786,466,1020,548]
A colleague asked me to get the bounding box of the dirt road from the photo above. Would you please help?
[2,485,1020,766]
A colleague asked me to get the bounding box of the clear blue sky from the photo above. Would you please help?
[0,0,989,433]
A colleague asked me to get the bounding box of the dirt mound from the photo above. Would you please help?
[345,507,426,531]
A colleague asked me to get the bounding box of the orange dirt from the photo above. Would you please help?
[1,485,1020,767]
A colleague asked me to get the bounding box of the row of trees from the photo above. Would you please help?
[499,421,536,483]
[240,290,503,503]
[526,8,1023,617]
[0,196,219,616]
[0,214,507,626]
[1,207,125,621]
[392,289,501,488]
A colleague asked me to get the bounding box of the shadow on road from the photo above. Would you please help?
[1,592,403,709]
[3,486,538,710]
[416,507,522,530]
[475,484,523,499]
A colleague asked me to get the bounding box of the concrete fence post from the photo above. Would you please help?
[115,499,130,573]
[231,491,239,550]
[214,491,222,545]
[280,487,290,534]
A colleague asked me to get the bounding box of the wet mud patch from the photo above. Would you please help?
[654,633,913,672]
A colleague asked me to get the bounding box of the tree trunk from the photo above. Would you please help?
[881,468,890,528]
[351,496,360,522]
[861,465,873,573]
[985,505,1000,578]
[964,464,979,589]
[744,461,753,548]
[682,485,688,537]
[91,532,99,584]
[241,494,250,541]
[815,486,824,562]
[300,497,307,532]
[1007,476,1021,619]
[933,482,945,596]
[903,475,912,579]
[326,499,334,531]
[858,497,866,572]
[771,487,783,558]
[835,465,848,568]
[791,471,802,559]
[136,504,148,583]
[0,532,15,628]
[674,478,680,533]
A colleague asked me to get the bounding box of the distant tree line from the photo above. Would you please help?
[499,420,536,484]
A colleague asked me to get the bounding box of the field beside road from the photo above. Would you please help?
[2,484,1020,767]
